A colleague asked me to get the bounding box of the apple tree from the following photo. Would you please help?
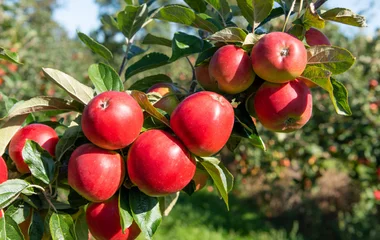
[0,0,367,239]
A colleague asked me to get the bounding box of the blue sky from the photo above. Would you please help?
[53,0,380,38]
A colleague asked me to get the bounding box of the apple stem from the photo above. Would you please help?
[282,0,297,32]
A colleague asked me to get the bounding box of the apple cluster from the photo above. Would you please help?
[196,29,331,133]
[5,85,236,239]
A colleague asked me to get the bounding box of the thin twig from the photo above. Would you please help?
[314,0,328,9]
[282,0,297,32]
[297,0,304,18]
[185,56,195,81]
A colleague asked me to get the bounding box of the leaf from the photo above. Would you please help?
[128,74,172,92]
[55,126,83,162]
[1,215,25,240]
[302,3,325,29]
[234,104,266,151]
[1,96,82,120]
[127,45,147,60]
[256,7,284,29]
[226,135,241,152]
[184,0,207,13]
[170,32,204,62]
[252,0,274,28]
[42,68,95,104]
[236,0,253,26]
[307,46,356,75]
[153,5,220,33]
[301,66,352,116]
[0,179,31,209]
[158,192,179,217]
[22,140,56,185]
[287,24,306,40]
[195,47,219,66]
[100,15,119,30]
[49,213,75,240]
[129,188,162,240]
[119,187,133,233]
[125,52,169,80]
[117,4,148,39]
[242,33,264,49]
[29,211,44,240]
[129,90,170,127]
[77,32,113,61]
[0,47,22,64]
[0,93,18,113]
[321,8,367,27]
[207,27,247,43]
[88,63,123,94]
[73,210,88,240]
[205,0,231,19]
[5,204,31,224]
[200,159,233,210]
[0,115,28,156]
[142,34,172,47]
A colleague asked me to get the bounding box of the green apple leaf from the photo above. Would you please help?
[321,8,367,27]
[302,4,325,29]
[236,0,253,26]
[170,32,204,62]
[22,140,56,185]
[184,0,207,13]
[256,7,284,29]
[0,215,25,240]
[0,47,22,64]
[100,15,119,31]
[1,96,82,121]
[117,4,148,39]
[233,103,266,151]
[195,47,219,66]
[252,0,274,28]
[55,126,84,163]
[128,74,172,92]
[0,179,31,209]
[301,66,352,116]
[88,63,124,94]
[42,68,95,104]
[242,33,264,50]
[5,204,31,224]
[119,187,133,233]
[49,213,75,240]
[0,115,28,156]
[125,52,169,80]
[127,45,147,60]
[129,90,170,127]
[158,192,179,217]
[142,34,172,47]
[129,188,162,240]
[153,5,220,33]
[207,27,247,43]
[29,211,44,240]
[287,24,306,40]
[73,210,88,240]
[306,45,355,75]
[205,0,231,19]
[226,135,242,152]
[200,159,233,210]
[77,32,113,61]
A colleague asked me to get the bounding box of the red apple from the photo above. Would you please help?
[209,45,255,94]
[0,156,8,184]
[251,32,307,83]
[170,91,234,156]
[374,190,380,201]
[127,130,196,197]
[305,27,331,46]
[192,168,209,192]
[147,83,179,115]
[81,91,143,150]
[9,123,59,173]
[0,209,3,218]
[195,63,219,92]
[86,196,140,240]
[369,79,378,89]
[252,79,313,132]
[68,143,125,202]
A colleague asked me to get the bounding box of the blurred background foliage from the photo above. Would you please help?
[1,0,380,239]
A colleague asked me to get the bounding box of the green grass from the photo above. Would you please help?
[137,189,303,240]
